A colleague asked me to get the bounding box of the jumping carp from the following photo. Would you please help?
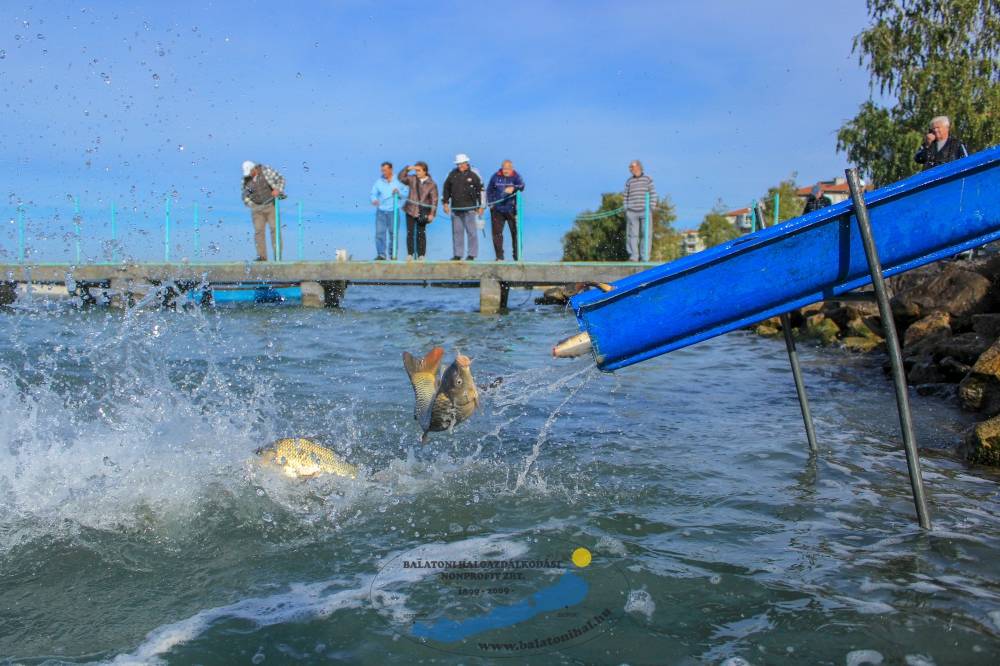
[255,438,358,479]
[403,346,479,442]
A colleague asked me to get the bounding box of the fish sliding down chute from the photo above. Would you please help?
[563,146,1000,371]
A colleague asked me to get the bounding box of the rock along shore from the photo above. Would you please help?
[753,255,1000,467]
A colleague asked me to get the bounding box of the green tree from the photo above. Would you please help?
[836,0,1000,186]
[562,193,681,262]
[760,177,804,226]
[698,200,740,248]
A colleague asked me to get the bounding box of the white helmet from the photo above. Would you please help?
[454,153,470,164]
[241,160,255,177]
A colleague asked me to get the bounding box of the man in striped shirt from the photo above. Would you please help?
[623,160,657,261]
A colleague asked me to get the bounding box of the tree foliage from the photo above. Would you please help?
[836,0,1000,185]
[562,193,680,262]
[760,177,804,226]
[698,200,739,248]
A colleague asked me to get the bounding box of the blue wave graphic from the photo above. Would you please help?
[411,571,589,643]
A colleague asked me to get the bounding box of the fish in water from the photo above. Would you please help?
[403,346,480,442]
[255,438,358,479]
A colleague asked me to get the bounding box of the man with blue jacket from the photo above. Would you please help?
[486,160,525,261]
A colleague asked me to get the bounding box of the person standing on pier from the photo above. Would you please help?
[623,160,657,262]
[241,161,286,261]
[486,160,525,261]
[370,161,408,260]
[442,154,484,261]
[915,116,968,171]
[399,162,439,261]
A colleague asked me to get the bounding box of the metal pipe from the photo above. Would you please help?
[274,199,282,262]
[780,312,818,453]
[17,206,24,263]
[846,168,931,529]
[74,197,82,264]
[110,201,118,263]
[193,202,201,260]
[516,191,524,262]
[164,198,171,263]
[643,191,652,261]
[298,201,304,261]
[391,193,399,261]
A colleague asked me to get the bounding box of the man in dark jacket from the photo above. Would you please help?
[441,153,484,260]
[802,184,832,214]
[915,116,968,171]
[486,160,525,261]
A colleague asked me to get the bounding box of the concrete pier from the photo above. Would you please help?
[0,260,652,313]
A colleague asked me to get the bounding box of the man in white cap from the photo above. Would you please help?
[241,160,286,261]
[441,153,484,260]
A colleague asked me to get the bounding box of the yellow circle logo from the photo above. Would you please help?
[571,547,592,568]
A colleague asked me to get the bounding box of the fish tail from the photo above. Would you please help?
[403,347,444,379]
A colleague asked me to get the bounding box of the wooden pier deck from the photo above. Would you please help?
[0,260,654,313]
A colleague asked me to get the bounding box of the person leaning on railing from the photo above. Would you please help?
[623,160,657,262]
[442,153,485,261]
[486,160,525,261]
[914,115,968,171]
[398,161,439,261]
[241,160,286,261]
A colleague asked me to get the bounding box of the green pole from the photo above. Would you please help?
[644,191,652,262]
[17,205,24,263]
[516,191,523,262]
[297,201,304,261]
[193,202,200,260]
[750,200,758,232]
[164,198,171,262]
[110,201,118,263]
[274,198,282,262]
[391,192,399,261]
[73,197,81,264]
[773,192,779,227]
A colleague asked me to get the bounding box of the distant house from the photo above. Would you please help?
[680,229,705,255]
[723,208,753,233]
[796,177,873,206]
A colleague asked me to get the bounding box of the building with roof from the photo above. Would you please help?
[680,229,706,255]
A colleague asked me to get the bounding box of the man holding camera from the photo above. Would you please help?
[914,116,968,171]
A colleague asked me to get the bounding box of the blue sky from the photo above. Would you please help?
[0,1,878,262]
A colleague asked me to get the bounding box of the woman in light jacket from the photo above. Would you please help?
[398,161,439,261]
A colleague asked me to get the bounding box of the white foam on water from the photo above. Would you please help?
[904,655,936,666]
[513,367,592,491]
[596,534,628,556]
[107,532,529,664]
[836,596,896,615]
[624,588,655,620]
[908,581,946,594]
[988,609,1000,631]
[845,649,884,665]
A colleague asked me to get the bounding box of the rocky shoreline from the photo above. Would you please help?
[539,258,1000,467]
[753,256,1000,467]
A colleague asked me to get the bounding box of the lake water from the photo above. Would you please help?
[1,286,999,665]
